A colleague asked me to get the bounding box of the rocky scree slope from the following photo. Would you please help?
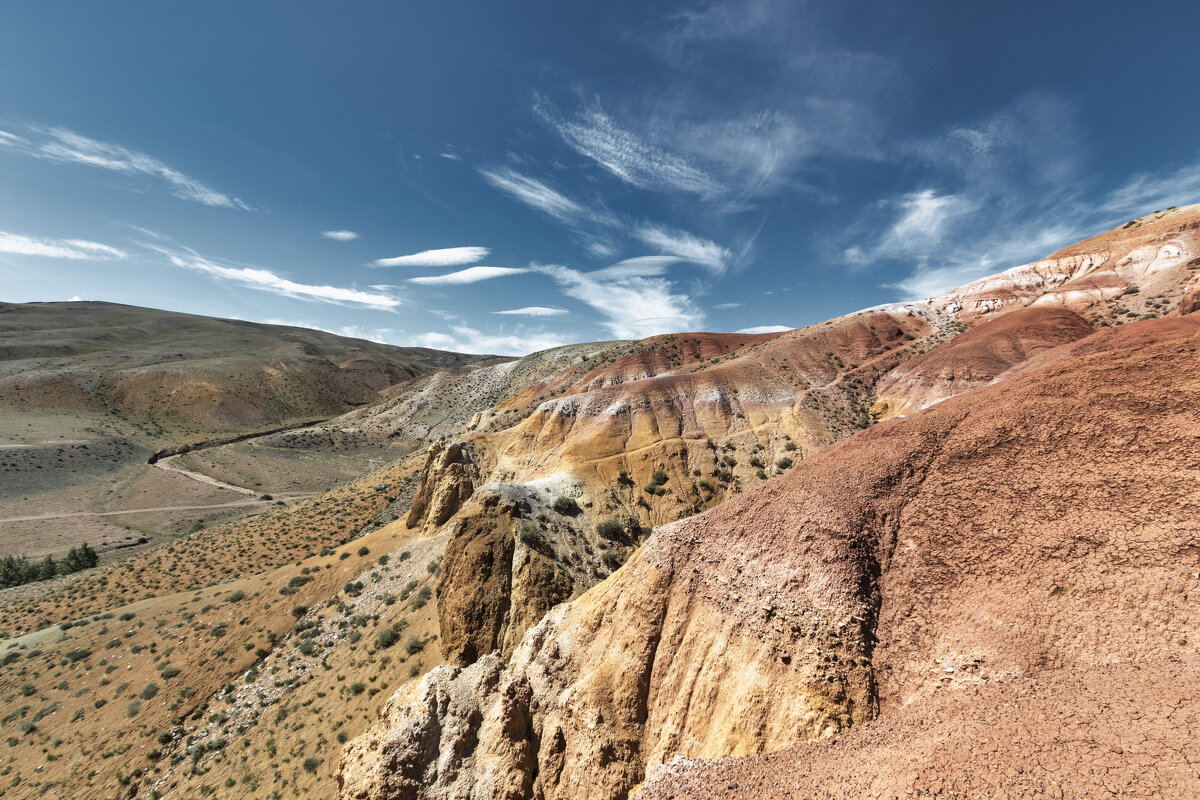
[339,308,1200,800]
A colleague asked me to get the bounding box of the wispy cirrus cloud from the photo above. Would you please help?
[493,306,568,317]
[536,99,720,197]
[634,224,732,274]
[260,319,398,344]
[372,246,490,268]
[478,167,585,223]
[322,230,359,241]
[534,262,703,339]
[152,246,401,309]
[408,266,528,285]
[0,125,249,209]
[1101,162,1200,218]
[410,325,567,357]
[0,231,126,260]
[843,189,979,269]
[590,255,683,280]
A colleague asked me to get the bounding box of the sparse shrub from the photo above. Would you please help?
[349,682,365,696]
[596,520,623,540]
[650,469,669,485]
[776,457,793,470]
[375,628,399,649]
[602,550,623,570]
[411,586,432,610]
[160,665,181,679]
[126,700,141,717]
[140,682,159,700]
[426,560,440,576]
[303,757,321,774]
[357,547,369,557]
[551,496,579,515]
[291,605,308,618]
[404,636,425,656]
[226,591,247,603]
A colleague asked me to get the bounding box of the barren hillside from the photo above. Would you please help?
[340,308,1200,800]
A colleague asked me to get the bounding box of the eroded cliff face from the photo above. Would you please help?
[405,441,482,531]
[340,311,1200,800]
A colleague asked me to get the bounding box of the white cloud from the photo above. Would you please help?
[2,125,248,209]
[843,190,978,271]
[1102,162,1200,218]
[372,246,490,268]
[322,230,359,241]
[478,167,585,222]
[634,224,732,274]
[66,295,83,302]
[408,266,528,285]
[535,263,703,339]
[493,306,568,317]
[736,324,791,334]
[156,246,401,309]
[410,325,568,357]
[590,255,683,280]
[882,190,978,256]
[536,100,720,196]
[883,222,1081,300]
[713,302,742,310]
[261,319,395,343]
[439,152,461,161]
[0,231,126,260]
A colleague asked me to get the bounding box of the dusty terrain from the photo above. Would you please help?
[0,302,498,574]
[3,207,1200,800]
[341,311,1200,800]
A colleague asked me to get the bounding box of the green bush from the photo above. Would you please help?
[411,586,432,610]
[551,496,579,515]
[375,628,399,649]
[650,469,669,485]
[404,636,425,656]
[602,550,623,570]
[303,756,321,774]
[140,682,159,700]
[595,520,623,540]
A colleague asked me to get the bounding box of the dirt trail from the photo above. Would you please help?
[0,497,285,522]
[150,454,260,496]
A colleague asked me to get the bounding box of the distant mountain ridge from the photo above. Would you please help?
[0,300,500,440]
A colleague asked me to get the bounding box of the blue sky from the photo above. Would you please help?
[1,1,1198,355]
